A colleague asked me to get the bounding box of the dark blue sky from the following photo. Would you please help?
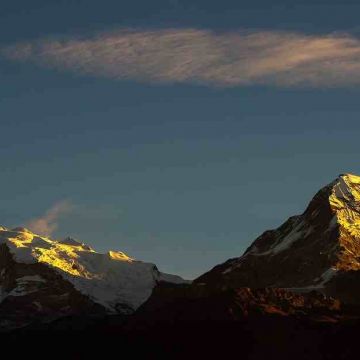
[1,0,360,278]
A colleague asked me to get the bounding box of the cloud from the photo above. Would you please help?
[26,200,73,237]
[2,28,360,87]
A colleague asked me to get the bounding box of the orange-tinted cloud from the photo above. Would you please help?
[26,200,73,237]
[3,28,360,87]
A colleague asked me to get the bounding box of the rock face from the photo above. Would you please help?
[0,227,186,330]
[195,174,360,303]
[132,284,342,325]
[0,243,104,330]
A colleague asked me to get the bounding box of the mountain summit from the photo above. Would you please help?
[0,227,185,329]
[196,173,360,303]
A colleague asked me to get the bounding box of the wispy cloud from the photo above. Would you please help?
[26,200,73,237]
[2,28,360,87]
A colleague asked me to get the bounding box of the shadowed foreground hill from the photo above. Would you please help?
[3,283,360,359]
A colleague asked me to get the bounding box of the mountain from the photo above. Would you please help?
[3,174,360,360]
[0,227,186,330]
[195,173,360,303]
[10,283,354,360]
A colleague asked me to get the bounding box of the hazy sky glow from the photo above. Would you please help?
[1,0,360,278]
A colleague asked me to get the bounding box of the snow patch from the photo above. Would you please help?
[159,272,191,284]
[250,221,312,257]
[222,268,232,275]
[17,275,46,283]
[328,215,338,230]
[283,267,338,293]
[271,221,310,255]
[4,275,47,298]
[316,267,337,286]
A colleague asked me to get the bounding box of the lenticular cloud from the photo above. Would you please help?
[3,28,360,87]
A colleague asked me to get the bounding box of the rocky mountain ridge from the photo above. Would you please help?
[195,173,360,304]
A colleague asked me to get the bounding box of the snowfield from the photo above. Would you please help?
[0,227,187,312]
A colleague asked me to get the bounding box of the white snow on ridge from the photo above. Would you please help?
[1,275,47,300]
[0,227,188,312]
[158,272,190,284]
[282,267,338,294]
[16,275,46,283]
[271,225,305,255]
[245,220,312,258]
[316,267,337,286]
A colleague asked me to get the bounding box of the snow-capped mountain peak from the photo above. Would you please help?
[195,173,360,303]
[329,173,360,241]
[0,226,186,324]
